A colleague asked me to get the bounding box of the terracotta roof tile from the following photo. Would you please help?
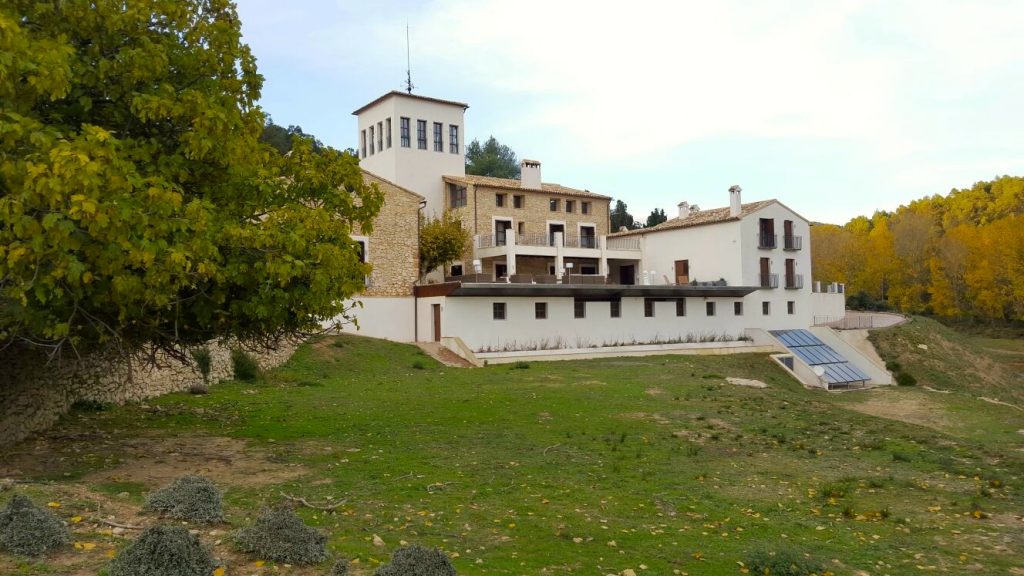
[442,174,611,200]
[609,200,778,236]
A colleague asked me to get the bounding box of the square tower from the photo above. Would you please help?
[353,91,469,216]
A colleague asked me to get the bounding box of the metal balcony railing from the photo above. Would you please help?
[784,235,803,251]
[760,273,779,288]
[517,234,549,247]
[758,232,777,249]
[563,235,599,249]
[785,274,804,289]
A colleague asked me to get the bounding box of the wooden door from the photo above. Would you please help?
[432,304,441,342]
[760,257,770,286]
[674,260,689,284]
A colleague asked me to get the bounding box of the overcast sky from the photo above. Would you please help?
[234,0,1022,224]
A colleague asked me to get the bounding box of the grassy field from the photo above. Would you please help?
[2,319,1023,575]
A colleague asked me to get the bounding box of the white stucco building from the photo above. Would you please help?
[340,89,871,388]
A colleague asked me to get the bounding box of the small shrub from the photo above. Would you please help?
[374,544,456,576]
[330,559,350,575]
[895,371,917,386]
[0,494,70,556]
[411,360,426,370]
[231,348,260,381]
[108,525,214,576]
[145,475,224,523]
[190,347,213,394]
[891,451,912,462]
[510,361,530,370]
[233,506,326,565]
[885,360,902,372]
[743,546,824,576]
[71,398,109,412]
[819,482,847,500]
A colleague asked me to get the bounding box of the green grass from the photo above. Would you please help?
[5,330,1024,575]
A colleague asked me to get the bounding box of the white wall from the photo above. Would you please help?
[640,221,743,285]
[416,296,446,342]
[808,327,893,385]
[811,292,846,321]
[356,94,466,217]
[440,296,752,352]
[738,202,814,328]
[331,297,417,342]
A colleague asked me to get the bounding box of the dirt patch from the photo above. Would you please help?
[645,387,665,396]
[978,396,1024,412]
[621,412,671,425]
[726,377,767,389]
[844,389,951,431]
[82,436,306,489]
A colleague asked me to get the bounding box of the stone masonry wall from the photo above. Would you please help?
[0,339,299,447]
[461,184,611,239]
[359,172,421,297]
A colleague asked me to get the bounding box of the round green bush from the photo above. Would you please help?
[108,525,214,576]
[896,371,917,386]
[145,475,224,523]
[233,506,326,564]
[374,544,456,576]
[743,547,824,576]
[0,494,70,556]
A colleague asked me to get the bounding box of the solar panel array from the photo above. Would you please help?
[770,329,871,385]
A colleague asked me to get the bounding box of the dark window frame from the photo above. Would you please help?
[610,300,621,318]
[368,125,375,155]
[676,299,686,317]
[535,302,547,320]
[416,119,427,149]
[449,125,459,154]
[496,193,505,208]
[706,301,716,316]
[762,301,771,315]
[377,121,383,152]
[386,117,392,148]
[449,184,467,209]
[360,129,367,158]
[734,301,743,316]
[644,299,655,317]
[549,198,560,212]
[565,200,575,213]
[493,302,506,320]
[787,301,796,315]
[400,117,410,147]
[574,300,586,319]
[513,195,525,208]
[433,122,443,152]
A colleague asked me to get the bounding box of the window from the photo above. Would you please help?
[676,299,686,317]
[535,302,547,319]
[433,122,443,152]
[400,117,410,147]
[495,193,505,208]
[368,125,374,155]
[610,300,621,318]
[787,301,796,315]
[360,129,367,158]
[706,301,716,316]
[513,195,524,208]
[448,184,467,209]
[644,299,655,317]
[356,240,368,286]
[734,301,743,316]
[762,301,771,315]
[377,121,383,152]
[565,200,575,213]
[450,264,463,277]
[416,119,427,149]
[549,198,560,212]
[493,302,506,320]
[449,125,459,154]
[386,117,392,148]
[574,300,586,319]
[582,201,591,215]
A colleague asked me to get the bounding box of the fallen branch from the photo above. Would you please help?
[280,491,347,511]
[543,443,561,455]
[426,482,455,494]
[93,517,144,530]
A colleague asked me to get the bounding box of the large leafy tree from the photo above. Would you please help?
[419,211,471,279]
[0,0,382,361]
[610,200,639,231]
[645,208,668,227]
[465,136,520,179]
[259,117,323,155]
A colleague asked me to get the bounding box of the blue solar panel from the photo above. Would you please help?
[771,329,870,384]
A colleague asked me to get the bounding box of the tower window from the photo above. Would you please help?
[417,119,427,149]
[433,122,443,152]
[400,117,410,147]
[386,117,392,148]
[377,121,383,151]
[449,125,459,154]
[360,129,367,158]
[368,125,375,155]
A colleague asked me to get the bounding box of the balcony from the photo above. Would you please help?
[605,236,641,251]
[785,274,804,290]
[758,232,777,249]
[517,234,550,247]
[564,235,599,249]
[783,235,803,251]
[760,273,779,289]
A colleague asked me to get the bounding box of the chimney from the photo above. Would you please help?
[728,185,742,217]
[677,201,689,218]
[521,159,542,190]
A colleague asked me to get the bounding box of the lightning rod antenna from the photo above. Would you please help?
[404,23,415,94]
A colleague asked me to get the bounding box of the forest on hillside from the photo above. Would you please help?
[811,176,1024,321]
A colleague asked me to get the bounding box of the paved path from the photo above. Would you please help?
[415,342,476,368]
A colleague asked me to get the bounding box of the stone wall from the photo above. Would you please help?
[0,339,299,447]
[454,184,611,239]
[360,172,422,297]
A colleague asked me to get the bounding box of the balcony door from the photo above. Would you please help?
[495,219,512,246]
[785,258,796,286]
[548,223,565,246]
[580,225,596,248]
[760,257,770,286]
[675,260,689,284]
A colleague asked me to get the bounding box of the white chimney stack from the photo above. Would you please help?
[728,185,742,217]
[521,159,542,190]
[677,201,689,218]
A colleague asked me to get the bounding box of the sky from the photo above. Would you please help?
[234,0,1023,225]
